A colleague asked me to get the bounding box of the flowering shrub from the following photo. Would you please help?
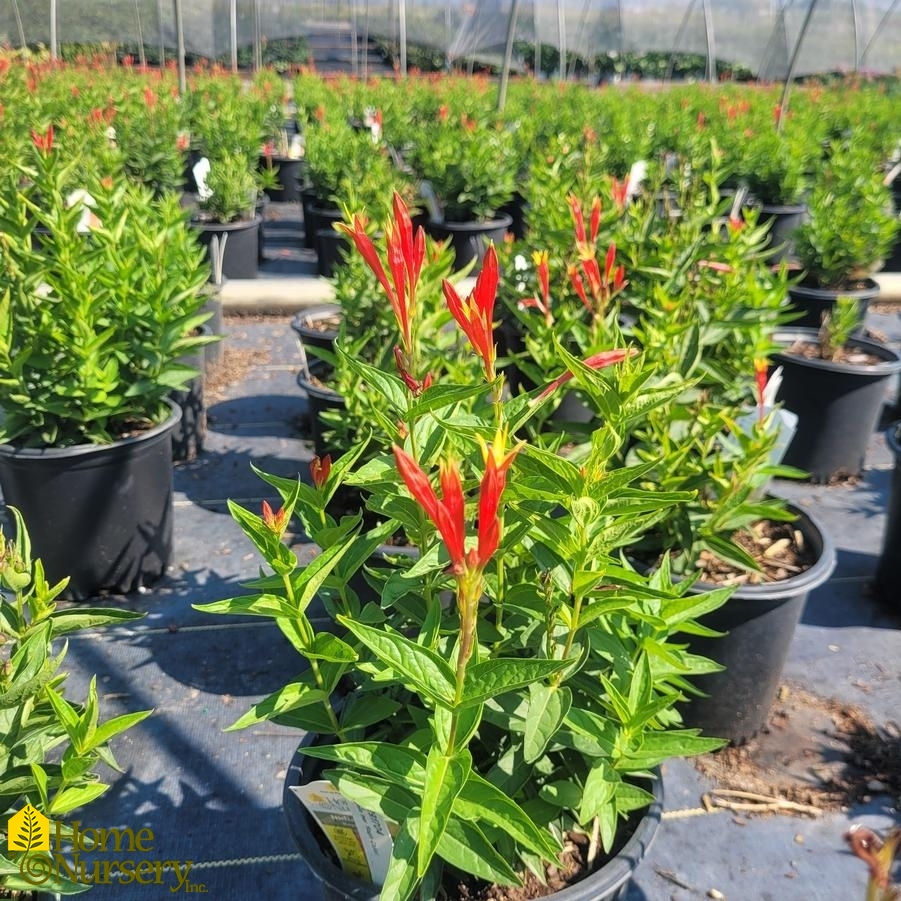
[198,194,733,899]
[0,129,211,447]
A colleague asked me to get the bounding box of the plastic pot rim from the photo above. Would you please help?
[0,399,182,460]
[773,327,901,377]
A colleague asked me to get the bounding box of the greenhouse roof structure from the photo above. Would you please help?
[1,0,899,80]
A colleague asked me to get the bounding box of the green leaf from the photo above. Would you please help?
[306,633,357,663]
[48,607,145,633]
[462,658,569,707]
[579,760,616,825]
[441,817,521,886]
[524,684,571,763]
[48,782,109,816]
[227,677,330,731]
[418,746,471,876]
[300,742,427,788]
[454,771,561,861]
[337,617,456,707]
[84,709,152,753]
[380,818,421,901]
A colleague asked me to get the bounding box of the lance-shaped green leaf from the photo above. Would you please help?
[337,343,408,413]
[524,684,572,763]
[454,770,561,861]
[337,616,456,707]
[227,675,329,731]
[301,741,427,789]
[48,607,145,633]
[418,746,471,876]
[380,817,421,901]
[461,658,569,708]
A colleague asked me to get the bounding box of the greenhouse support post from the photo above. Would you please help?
[498,0,522,112]
[174,0,186,94]
[777,0,820,132]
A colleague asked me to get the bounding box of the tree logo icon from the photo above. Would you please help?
[8,804,50,852]
[8,805,54,886]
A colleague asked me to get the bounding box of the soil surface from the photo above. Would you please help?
[783,339,883,366]
[695,517,817,586]
[695,683,901,814]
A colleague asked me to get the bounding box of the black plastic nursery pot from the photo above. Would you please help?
[300,187,319,249]
[757,200,806,265]
[261,156,304,203]
[202,287,224,371]
[681,504,836,745]
[0,401,181,601]
[772,327,901,482]
[316,228,351,279]
[283,734,663,901]
[194,214,263,280]
[291,304,343,361]
[297,373,346,458]
[169,325,211,462]
[426,213,513,274]
[874,422,901,606]
[786,278,879,331]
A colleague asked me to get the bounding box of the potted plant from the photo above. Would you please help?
[789,138,899,328]
[196,195,735,900]
[189,151,264,280]
[408,116,517,272]
[0,129,211,599]
[734,125,810,263]
[1,508,152,896]
[772,296,901,482]
[303,120,409,277]
[113,80,188,198]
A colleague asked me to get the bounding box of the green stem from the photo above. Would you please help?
[552,592,584,687]
[281,570,345,739]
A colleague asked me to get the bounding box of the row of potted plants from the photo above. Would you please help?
[220,165,900,898]
[1,53,900,899]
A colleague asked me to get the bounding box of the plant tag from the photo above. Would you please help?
[290,779,393,886]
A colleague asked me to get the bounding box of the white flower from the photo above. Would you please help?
[513,254,529,272]
[66,189,101,233]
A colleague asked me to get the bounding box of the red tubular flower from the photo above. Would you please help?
[754,358,769,421]
[261,500,289,536]
[443,244,499,381]
[568,194,587,245]
[589,197,602,243]
[30,124,54,155]
[475,432,522,567]
[142,86,157,108]
[338,193,423,354]
[537,348,638,401]
[393,447,466,569]
[568,265,591,313]
[611,178,628,212]
[310,455,331,489]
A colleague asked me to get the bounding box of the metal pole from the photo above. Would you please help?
[665,0,697,82]
[254,0,262,71]
[861,0,900,67]
[174,0,186,94]
[157,0,165,66]
[702,0,716,82]
[850,0,860,71]
[11,0,25,47]
[777,0,821,133]
[50,0,57,60]
[398,0,407,77]
[534,0,542,78]
[134,0,147,67]
[557,0,566,80]
[350,0,358,76]
[230,0,238,73]
[498,0,522,112]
